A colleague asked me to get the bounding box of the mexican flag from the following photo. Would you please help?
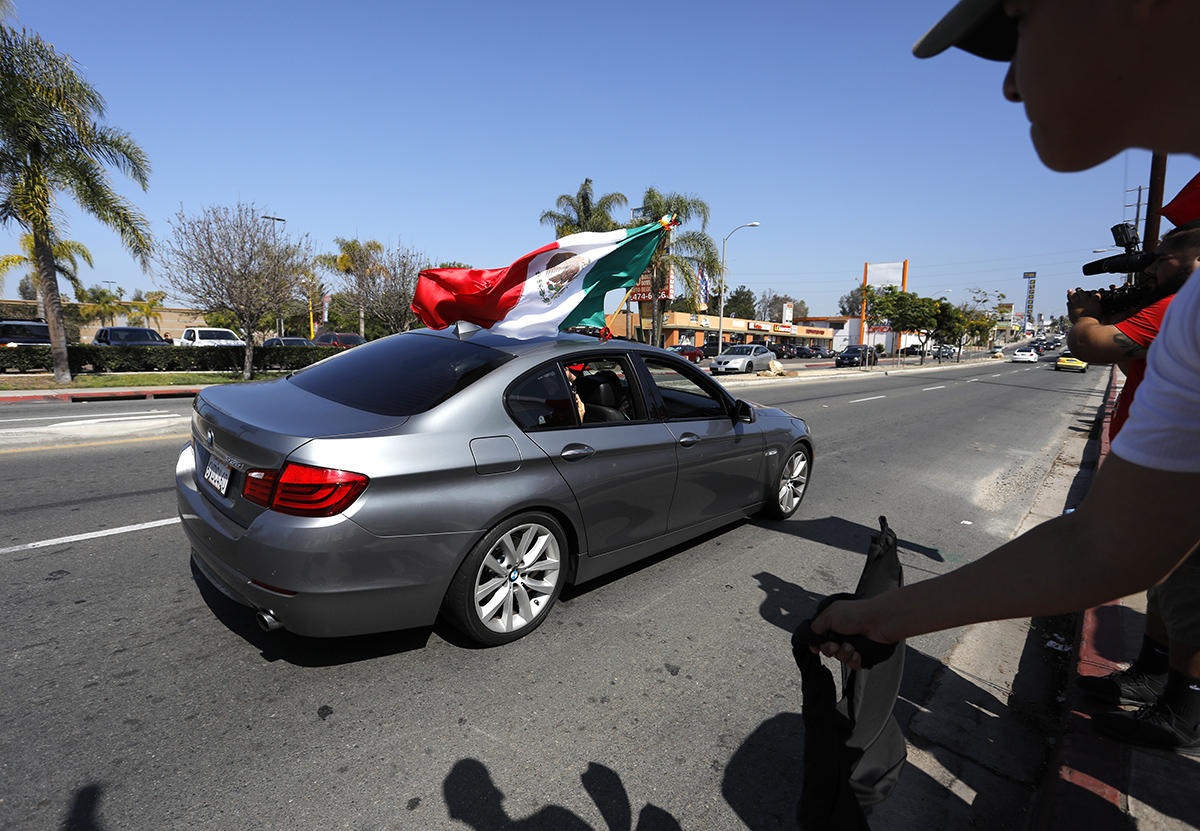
[412,218,671,339]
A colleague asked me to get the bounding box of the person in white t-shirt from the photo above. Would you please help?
[809,0,1200,756]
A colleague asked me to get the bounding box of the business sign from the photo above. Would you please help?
[772,323,793,334]
[748,321,770,331]
[869,325,891,333]
[782,302,793,323]
[1023,272,1036,324]
[629,269,673,302]
[865,261,905,288]
[321,294,331,323]
[804,327,827,336]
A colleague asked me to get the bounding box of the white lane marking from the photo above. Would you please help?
[0,517,181,556]
[991,374,1002,377]
[967,379,978,383]
[0,414,188,433]
[922,385,945,391]
[0,409,172,424]
[849,395,886,403]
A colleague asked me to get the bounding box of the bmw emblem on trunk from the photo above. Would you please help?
[205,429,215,447]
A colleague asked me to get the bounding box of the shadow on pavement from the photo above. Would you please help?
[60,783,104,831]
[756,515,944,562]
[443,758,681,831]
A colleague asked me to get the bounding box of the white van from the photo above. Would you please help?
[175,327,246,347]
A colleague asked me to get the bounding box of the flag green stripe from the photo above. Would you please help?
[557,223,663,331]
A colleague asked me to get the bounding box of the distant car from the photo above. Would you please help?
[812,346,835,359]
[793,346,817,359]
[314,332,367,349]
[0,319,51,347]
[901,344,926,357]
[835,345,878,367]
[701,342,723,358]
[991,348,1005,359]
[93,326,171,346]
[176,327,246,347]
[667,344,705,363]
[710,344,776,374]
[176,330,814,644]
[264,337,316,347]
[1011,347,1039,363]
[1055,351,1088,372]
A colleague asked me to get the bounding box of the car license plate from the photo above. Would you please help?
[203,455,231,495]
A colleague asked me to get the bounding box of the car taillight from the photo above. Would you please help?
[242,469,278,507]
[241,463,368,517]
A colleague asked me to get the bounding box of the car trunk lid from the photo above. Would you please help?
[190,378,407,527]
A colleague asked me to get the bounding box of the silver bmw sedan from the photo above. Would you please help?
[176,329,813,645]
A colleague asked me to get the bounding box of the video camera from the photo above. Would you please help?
[1079,222,1157,318]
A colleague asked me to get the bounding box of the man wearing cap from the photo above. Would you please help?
[810,0,1200,756]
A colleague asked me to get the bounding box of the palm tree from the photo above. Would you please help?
[127,289,166,329]
[0,27,152,383]
[539,178,628,236]
[316,237,382,337]
[79,285,125,327]
[634,188,720,346]
[0,232,92,315]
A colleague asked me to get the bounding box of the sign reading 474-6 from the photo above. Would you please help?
[1023,272,1036,326]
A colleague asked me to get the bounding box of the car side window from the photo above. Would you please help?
[569,356,642,425]
[642,358,728,420]
[506,365,577,431]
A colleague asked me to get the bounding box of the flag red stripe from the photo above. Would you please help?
[1162,171,1200,227]
[412,242,558,329]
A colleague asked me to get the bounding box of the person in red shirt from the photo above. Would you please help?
[1065,226,1199,718]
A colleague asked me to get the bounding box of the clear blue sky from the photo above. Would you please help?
[3,0,1196,322]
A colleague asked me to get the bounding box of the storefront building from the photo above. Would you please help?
[607,310,835,351]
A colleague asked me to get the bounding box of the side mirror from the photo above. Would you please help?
[733,399,756,424]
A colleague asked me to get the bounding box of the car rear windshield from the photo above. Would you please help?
[0,322,49,339]
[110,329,160,343]
[287,333,514,416]
[199,329,238,340]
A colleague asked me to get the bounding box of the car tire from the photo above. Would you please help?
[761,442,812,520]
[745,362,753,373]
[442,511,567,646]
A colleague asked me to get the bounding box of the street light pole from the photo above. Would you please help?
[717,221,760,352]
[262,216,287,337]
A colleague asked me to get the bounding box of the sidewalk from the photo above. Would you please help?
[0,384,211,404]
[1030,368,1200,831]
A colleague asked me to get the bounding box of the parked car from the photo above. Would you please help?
[701,341,723,358]
[1011,346,1039,363]
[811,346,835,359]
[0,319,51,347]
[900,344,926,357]
[709,343,776,374]
[667,343,705,363]
[263,337,316,347]
[175,327,246,347]
[314,332,367,349]
[773,344,796,359]
[1055,351,1088,372]
[835,345,878,367]
[93,326,172,346]
[176,330,814,645]
[792,345,818,359]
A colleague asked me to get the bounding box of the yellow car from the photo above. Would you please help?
[1055,352,1088,372]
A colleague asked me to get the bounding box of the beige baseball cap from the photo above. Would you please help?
[913,0,1017,61]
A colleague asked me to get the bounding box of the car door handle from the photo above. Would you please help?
[560,444,596,461]
[677,433,700,448]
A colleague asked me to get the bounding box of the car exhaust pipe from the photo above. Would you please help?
[256,610,282,632]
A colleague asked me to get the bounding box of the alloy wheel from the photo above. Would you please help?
[472,522,561,634]
[777,448,810,515]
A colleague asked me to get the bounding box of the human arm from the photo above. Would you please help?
[1066,288,1148,363]
[810,452,1200,668]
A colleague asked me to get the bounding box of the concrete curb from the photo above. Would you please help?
[0,386,211,404]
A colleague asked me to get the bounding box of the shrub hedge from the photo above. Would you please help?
[0,345,340,374]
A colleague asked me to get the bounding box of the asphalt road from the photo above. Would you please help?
[0,358,1106,830]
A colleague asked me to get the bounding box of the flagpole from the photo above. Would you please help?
[606,286,637,334]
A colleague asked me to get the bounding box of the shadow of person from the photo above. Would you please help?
[443,759,682,831]
[753,571,824,634]
[758,516,944,562]
[60,783,104,831]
